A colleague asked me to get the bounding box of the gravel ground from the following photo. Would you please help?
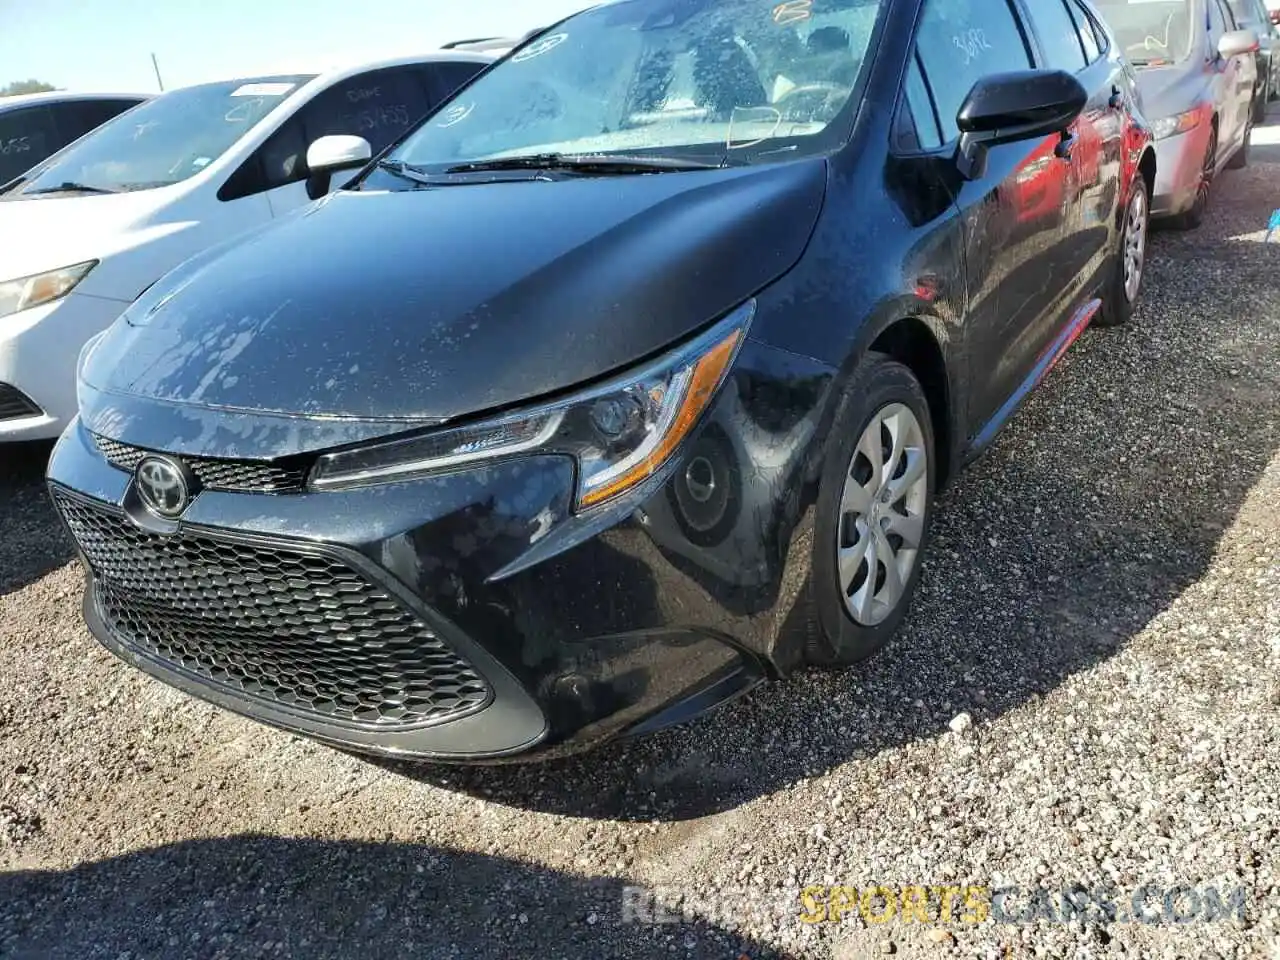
[3,127,1280,960]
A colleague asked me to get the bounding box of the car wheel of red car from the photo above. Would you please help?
[802,353,935,667]
[1096,172,1150,328]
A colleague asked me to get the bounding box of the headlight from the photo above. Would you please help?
[310,300,754,509]
[0,261,97,319]
[1150,110,1202,140]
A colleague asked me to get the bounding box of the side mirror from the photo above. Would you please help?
[954,70,1088,181]
[303,134,372,199]
[1218,29,1261,59]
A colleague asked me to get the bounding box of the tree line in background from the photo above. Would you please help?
[1,80,58,97]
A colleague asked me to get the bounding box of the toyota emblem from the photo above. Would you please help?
[135,456,191,518]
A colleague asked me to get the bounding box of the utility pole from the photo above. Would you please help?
[150,53,165,92]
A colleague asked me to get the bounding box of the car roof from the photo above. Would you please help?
[242,49,497,87]
[0,91,151,112]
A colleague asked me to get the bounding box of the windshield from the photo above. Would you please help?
[391,0,884,169]
[1093,0,1196,64]
[16,76,313,195]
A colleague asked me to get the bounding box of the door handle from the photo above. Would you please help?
[1055,131,1077,160]
[1109,85,1124,109]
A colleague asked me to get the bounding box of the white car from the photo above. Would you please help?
[0,91,149,186]
[0,51,492,439]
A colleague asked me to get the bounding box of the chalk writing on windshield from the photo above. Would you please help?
[952,28,993,66]
[225,98,265,123]
[512,33,568,62]
[437,102,475,128]
[772,0,813,26]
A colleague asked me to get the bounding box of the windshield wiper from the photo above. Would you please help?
[375,159,440,187]
[445,152,726,175]
[25,181,119,196]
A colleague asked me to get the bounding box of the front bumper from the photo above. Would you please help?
[1149,122,1213,219]
[47,339,836,761]
[0,292,130,441]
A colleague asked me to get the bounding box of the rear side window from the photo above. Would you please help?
[226,66,437,198]
[0,106,56,184]
[1026,0,1089,71]
[915,0,1034,142]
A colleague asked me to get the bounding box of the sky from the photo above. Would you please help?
[0,0,597,93]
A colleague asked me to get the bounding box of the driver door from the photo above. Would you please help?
[912,0,1083,437]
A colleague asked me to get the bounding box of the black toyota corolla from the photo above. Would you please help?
[48,0,1155,761]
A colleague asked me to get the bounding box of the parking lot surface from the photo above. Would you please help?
[2,128,1279,959]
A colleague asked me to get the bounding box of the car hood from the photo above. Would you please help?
[82,161,827,424]
[0,188,178,282]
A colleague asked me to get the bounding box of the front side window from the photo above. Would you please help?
[56,99,142,142]
[425,61,488,102]
[1093,0,1196,64]
[1209,0,1230,34]
[914,0,1034,142]
[236,67,438,196]
[13,76,311,196]
[902,54,943,150]
[0,107,55,183]
[392,0,886,168]
[1067,0,1105,62]
[1028,0,1089,71]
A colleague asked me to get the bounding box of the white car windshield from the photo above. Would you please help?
[16,76,313,195]
[1093,0,1196,65]
[392,0,884,169]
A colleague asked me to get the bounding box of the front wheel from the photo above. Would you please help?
[1094,172,1150,328]
[1172,125,1217,230]
[1228,114,1252,169]
[802,354,935,667]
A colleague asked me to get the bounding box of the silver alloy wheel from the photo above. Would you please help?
[837,402,928,626]
[1123,186,1147,303]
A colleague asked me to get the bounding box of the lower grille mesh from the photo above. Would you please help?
[53,490,491,728]
[0,383,41,421]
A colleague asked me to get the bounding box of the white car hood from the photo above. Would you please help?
[0,189,188,286]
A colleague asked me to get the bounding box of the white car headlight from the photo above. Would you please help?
[0,261,97,319]
[310,300,755,510]
[1150,109,1202,140]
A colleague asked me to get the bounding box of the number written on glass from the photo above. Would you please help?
[953,28,993,66]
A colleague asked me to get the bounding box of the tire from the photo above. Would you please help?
[801,353,936,667]
[1094,172,1150,328]
[1228,115,1252,169]
[1171,125,1217,231]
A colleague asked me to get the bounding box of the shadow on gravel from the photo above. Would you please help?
[385,193,1280,821]
[0,836,786,960]
[0,441,72,598]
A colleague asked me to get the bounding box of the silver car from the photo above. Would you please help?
[1228,0,1280,113]
[1095,0,1259,228]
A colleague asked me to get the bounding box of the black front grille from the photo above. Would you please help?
[93,434,310,493]
[0,383,41,421]
[53,490,492,728]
